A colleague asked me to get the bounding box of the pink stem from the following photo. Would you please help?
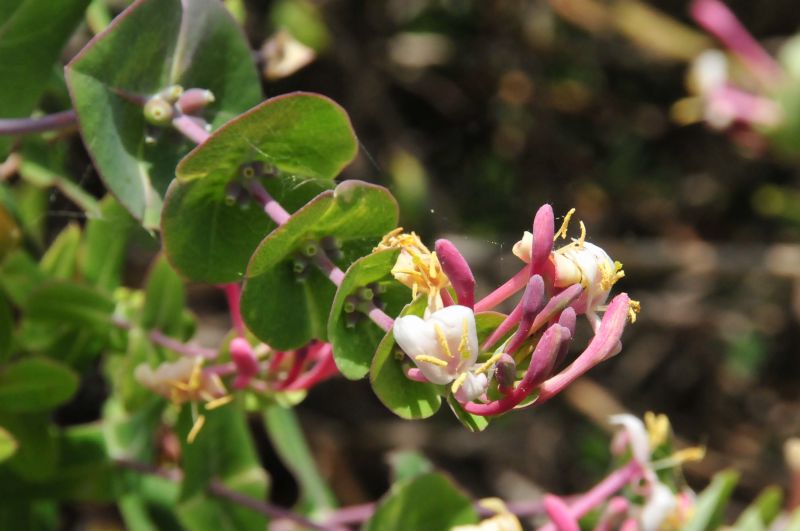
[220,283,245,336]
[148,329,217,359]
[465,323,566,416]
[482,301,523,351]
[172,114,211,144]
[690,0,783,86]
[247,180,291,226]
[277,348,308,390]
[537,461,643,531]
[0,110,77,136]
[474,265,530,313]
[284,345,340,390]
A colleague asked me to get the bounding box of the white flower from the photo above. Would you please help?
[640,482,678,531]
[393,305,479,385]
[135,357,225,405]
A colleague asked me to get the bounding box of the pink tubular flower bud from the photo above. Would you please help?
[435,239,476,309]
[230,337,259,389]
[176,88,216,115]
[690,0,782,86]
[543,495,579,531]
[494,354,516,394]
[531,204,555,275]
[506,275,546,354]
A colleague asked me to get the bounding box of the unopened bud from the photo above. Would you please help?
[321,236,342,260]
[495,354,516,394]
[239,161,265,180]
[301,240,319,257]
[358,286,374,301]
[343,295,359,314]
[230,337,258,389]
[224,181,243,206]
[159,84,184,103]
[292,256,309,280]
[176,88,215,114]
[143,97,174,126]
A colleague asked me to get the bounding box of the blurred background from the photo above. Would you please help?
[34,0,800,526]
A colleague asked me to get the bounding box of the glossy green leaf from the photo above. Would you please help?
[141,255,186,336]
[26,280,115,332]
[161,173,331,283]
[364,473,477,531]
[40,223,81,279]
[177,92,357,183]
[242,181,398,350]
[82,196,136,293]
[328,248,410,380]
[684,470,740,531]
[263,403,336,516]
[369,297,441,420]
[118,476,183,531]
[66,0,261,229]
[0,357,79,413]
[0,427,18,463]
[0,0,90,156]
[0,204,21,262]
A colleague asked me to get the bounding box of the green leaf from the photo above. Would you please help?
[118,476,183,531]
[386,450,433,484]
[0,427,18,463]
[683,470,740,531]
[177,92,357,183]
[82,196,136,293]
[26,280,115,332]
[364,473,478,531]
[733,486,782,531]
[0,296,12,362]
[0,0,90,156]
[40,223,81,279]
[0,204,21,262]
[270,0,330,51]
[179,403,268,502]
[0,250,45,306]
[65,0,261,229]
[162,173,331,284]
[369,297,441,420]
[0,412,59,482]
[141,255,186,336]
[328,249,410,380]
[446,394,489,433]
[0,357,79,413]
[242,181,398,350]
[263,403,336,516]
[176,470,268,531]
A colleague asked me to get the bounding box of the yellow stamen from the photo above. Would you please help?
[475,351,505,375]
[554,208,576,241]
[434,324,454,358]
[628,300,641,323]
[187,414,206,443]
[458,319,472,360]
[415,355,448,367]
[205,395,234,410]
[577,220,586,247]
[645,411,670,448]
[451,372,468,394]
[671,446,706,463]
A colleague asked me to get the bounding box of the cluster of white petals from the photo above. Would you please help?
[393,305,492,401]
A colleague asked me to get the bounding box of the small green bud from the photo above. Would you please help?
[143,97,174,126]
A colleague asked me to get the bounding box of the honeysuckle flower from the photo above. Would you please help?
[609,413,704,531]
[135,357,232,443]
[513,208,628,331]
[393,305,503,401]
[376,228,451,315]
[134,357,226,405]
